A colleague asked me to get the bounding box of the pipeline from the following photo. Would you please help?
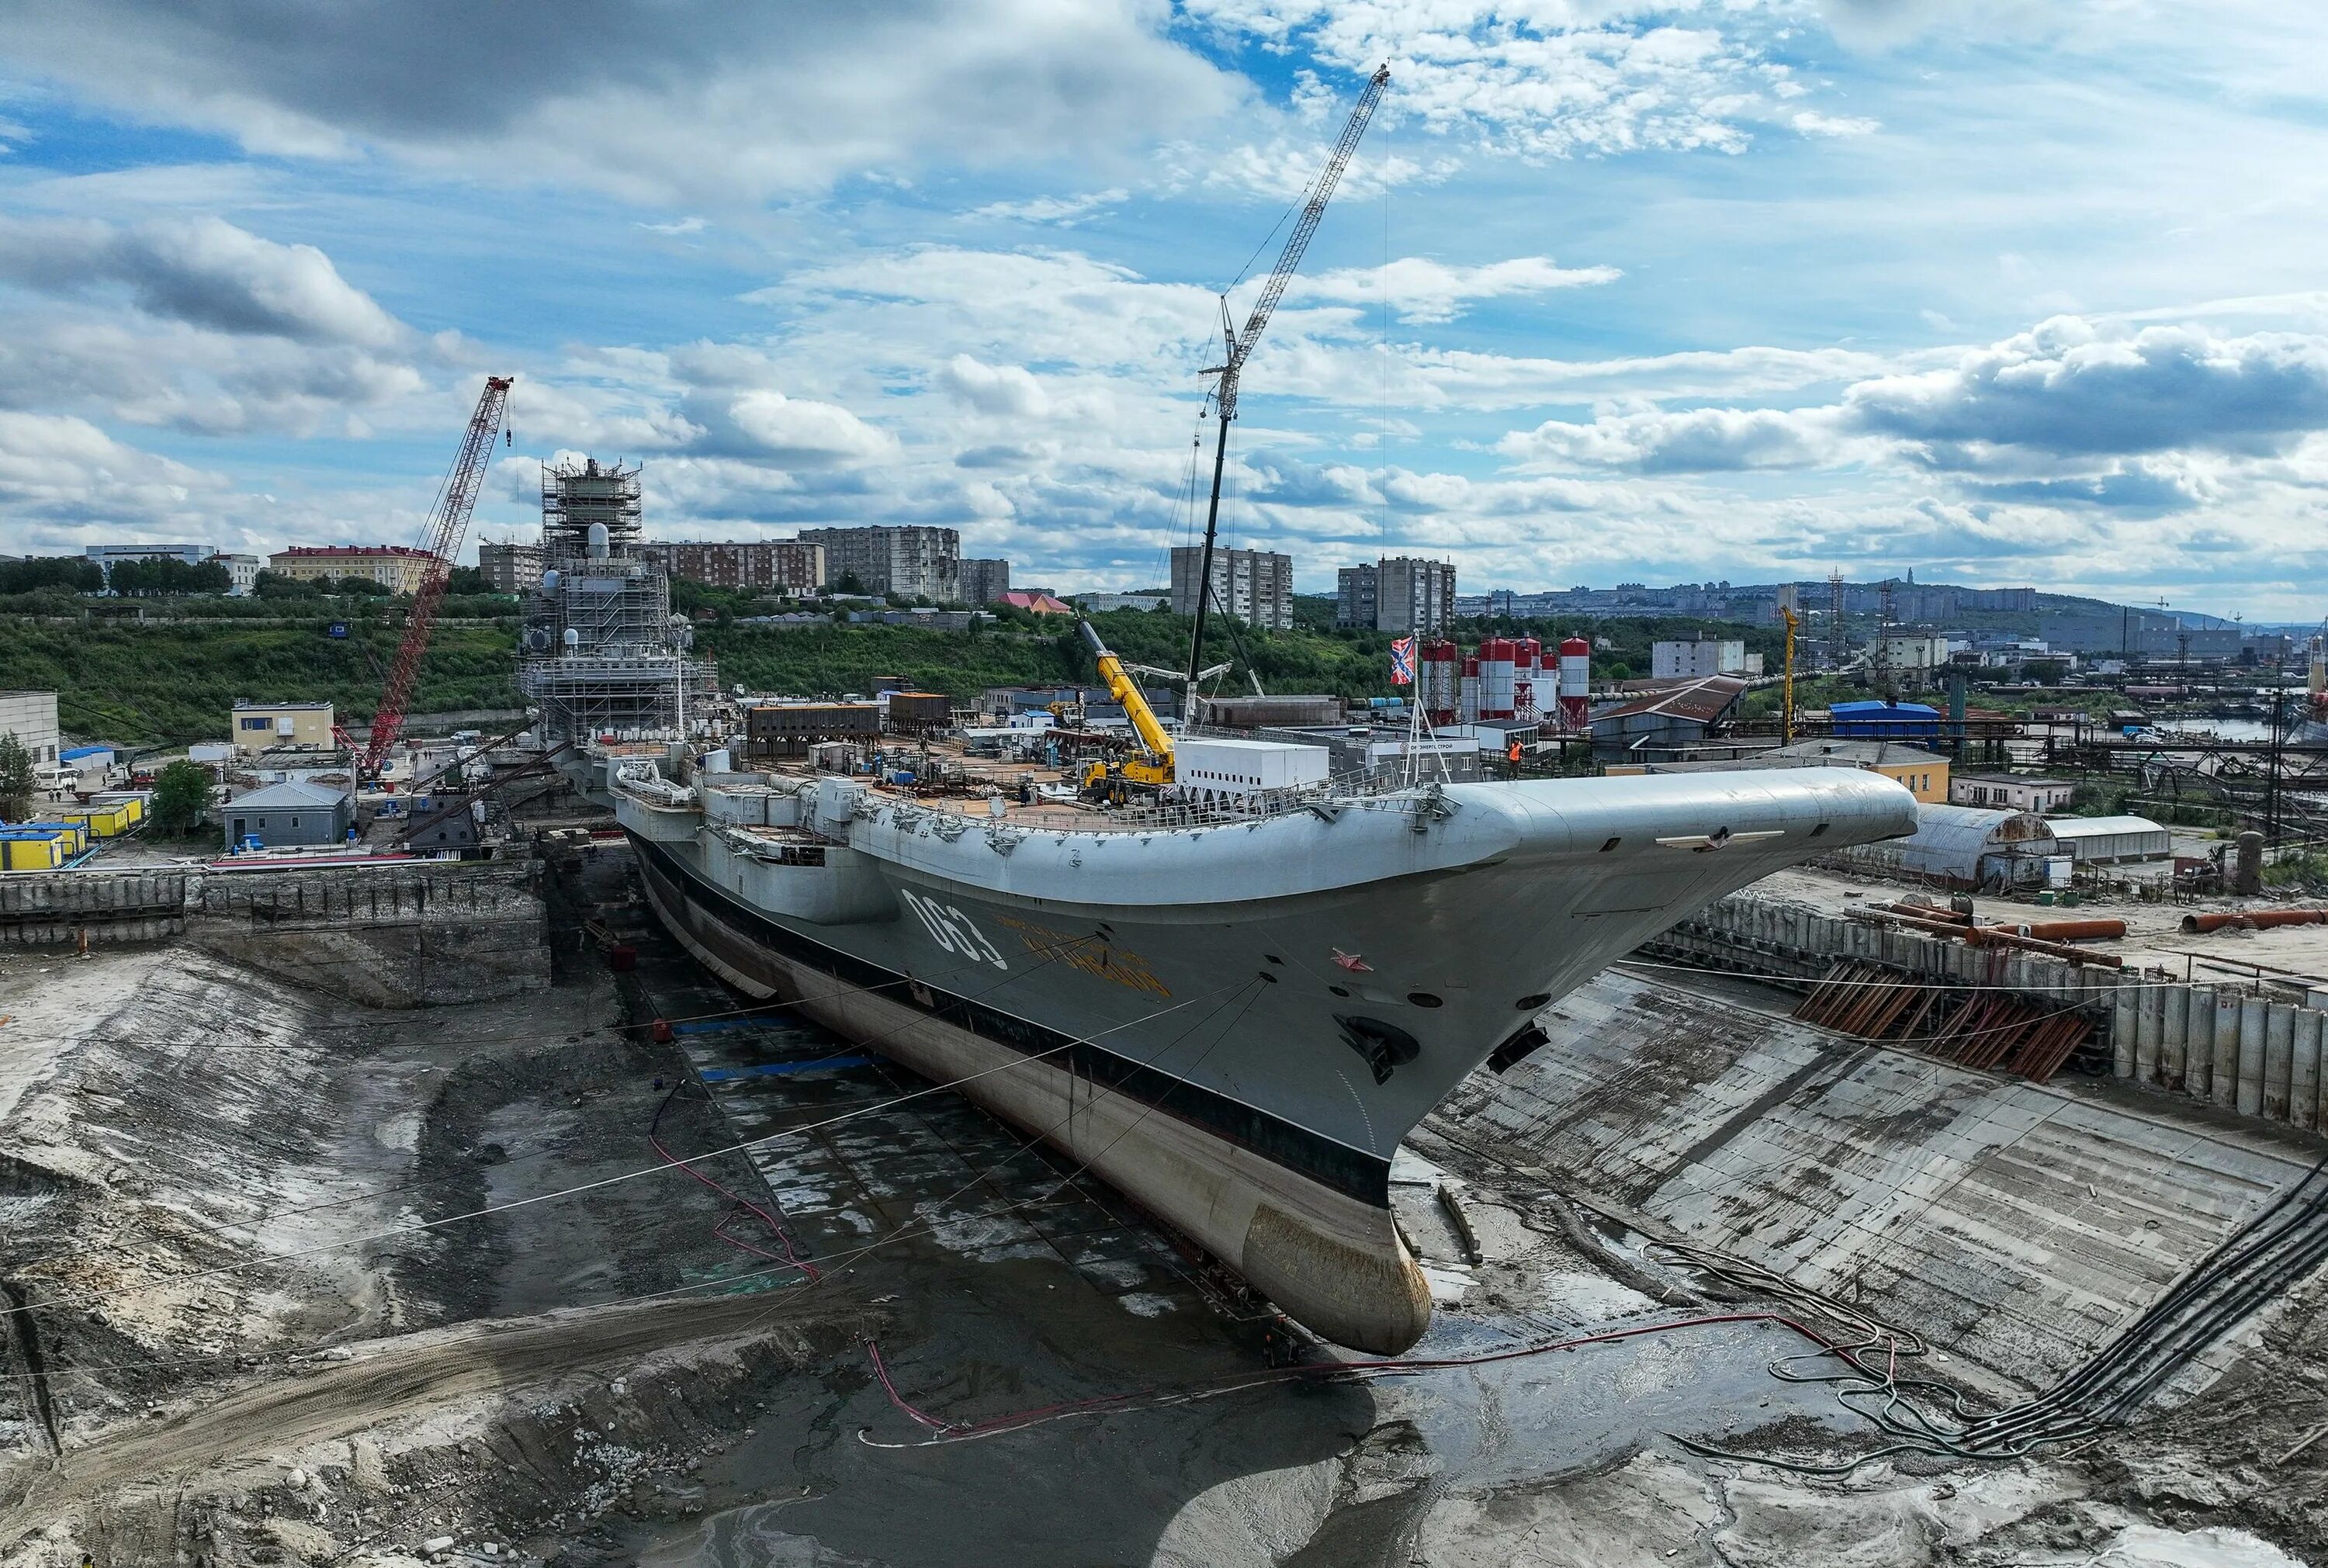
[1876,902,1970,926]
[1864,909,2123,968]
[1996,918,2126,942]
[2183,908,2328,934]
[1876,904,2125,943]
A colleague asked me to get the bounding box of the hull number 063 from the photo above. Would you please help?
[899,888,1008,971]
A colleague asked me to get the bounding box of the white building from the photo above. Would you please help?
[0,690,61,770]
[1169,546,1294,631]
[1173,736,1329,806]
[213,553,262,596]
[1651,638,1751,680]
[1879,635,1954,673]
[1950,774,2078,813]
[2047,815,2173,866]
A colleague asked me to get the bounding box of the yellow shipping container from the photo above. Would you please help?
[57,803,133,837]
[18,822,86,854]
[2,836,68,871]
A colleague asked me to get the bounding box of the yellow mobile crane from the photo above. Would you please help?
[1076,620,1176,800]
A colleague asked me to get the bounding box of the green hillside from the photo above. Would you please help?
[6,599,1790,749]
[0,616,523,747]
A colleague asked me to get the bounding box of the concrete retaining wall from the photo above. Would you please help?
[0,870,187,946]
[1,860,550,1007]
[1665,892,2328,1137]
[185,861,549,1008]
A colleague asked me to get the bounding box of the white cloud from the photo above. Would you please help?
[1499,404,1848,472]
[1301,255,1620,324]
[0,214,404,347]
[1791,110,1880,137]
[0,410,227,530]
[935,355,1051,419]
[724,389,896,464]
[1181,2,1809,161]
[967,189,1128,227]
[0,1,1245,206]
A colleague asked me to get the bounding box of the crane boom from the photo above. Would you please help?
[1187,64,1388,690]
[1218,63,1391,422]
[360,375,513,772]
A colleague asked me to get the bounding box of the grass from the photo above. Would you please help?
[0,616,522,747]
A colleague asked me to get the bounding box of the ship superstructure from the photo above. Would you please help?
[519,457,712,752]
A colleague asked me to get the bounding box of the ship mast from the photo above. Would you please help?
[1187,64,1390,692]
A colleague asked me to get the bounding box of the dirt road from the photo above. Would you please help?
[0,1284,865,1533]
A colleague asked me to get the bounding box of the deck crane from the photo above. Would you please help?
[341,375,514,777]
[1186,64,1390,692]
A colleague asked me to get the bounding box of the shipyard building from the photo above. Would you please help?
[267,545,437,594]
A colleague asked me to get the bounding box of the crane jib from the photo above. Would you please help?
[359,374,514,770]
[1186,64,1387,691]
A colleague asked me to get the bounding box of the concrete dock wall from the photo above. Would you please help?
[186,860,549,1008]
[0,870,187,946]
[1659,892,2328,1137]
[1432,968,2312,1393]
[1,860,549,1007]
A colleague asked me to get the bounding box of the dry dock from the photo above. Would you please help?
[2,842,2326,1565]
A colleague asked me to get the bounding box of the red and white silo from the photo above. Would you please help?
[1460,654,1481,723]
[1557,635,1591,731]
[1513,636,1541,722]
[1420,639,1460,726]
[1478,637,1517,721]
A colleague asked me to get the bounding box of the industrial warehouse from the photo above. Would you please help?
[7,11,2328,1568]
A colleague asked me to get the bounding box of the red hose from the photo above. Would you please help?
[650,1085,820,1283]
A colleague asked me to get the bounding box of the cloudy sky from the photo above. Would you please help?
[1,2,2324,618]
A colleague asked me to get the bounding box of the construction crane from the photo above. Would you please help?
[1077,620,1178,801]
[1186,64,1390,691]
[344,376,514,776]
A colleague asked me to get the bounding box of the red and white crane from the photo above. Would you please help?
[342,375,514,775]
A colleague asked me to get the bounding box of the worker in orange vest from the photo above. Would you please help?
[1506,738,1523,775]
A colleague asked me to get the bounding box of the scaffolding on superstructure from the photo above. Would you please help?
[542,456,643,556]
[519,455,711,744]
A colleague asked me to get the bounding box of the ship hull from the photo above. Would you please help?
[636,841,1432,1352]
[618,767,1918,1352]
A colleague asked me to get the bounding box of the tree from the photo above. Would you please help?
[151,758,215,837]
[445,564,490,596]
[0,556,104,595]
[0,734,33,820]
[255,570,320,598]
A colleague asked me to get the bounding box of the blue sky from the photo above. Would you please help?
[1,2,2324,620]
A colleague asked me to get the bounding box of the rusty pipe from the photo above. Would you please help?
[1876,901,1971,925]
[2181,908,2328,934]
[1998,918,2127,942]
[1860,907,2124,967]
[1964,926,2124,967]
